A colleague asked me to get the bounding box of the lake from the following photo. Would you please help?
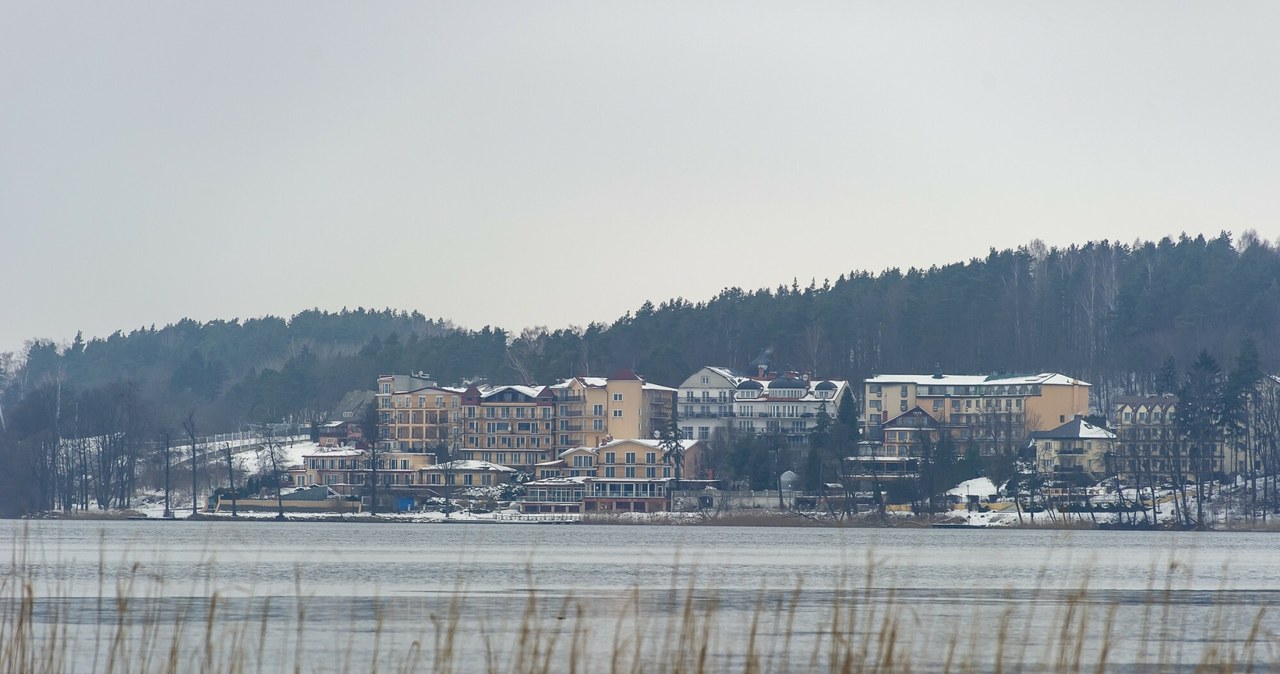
[4,520,1278,672]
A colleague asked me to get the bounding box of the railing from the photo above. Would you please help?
[495,512,582,523]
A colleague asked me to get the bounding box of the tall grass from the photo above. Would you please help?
[3,535,1276,673]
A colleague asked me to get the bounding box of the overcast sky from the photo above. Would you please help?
[2,2,1278,355]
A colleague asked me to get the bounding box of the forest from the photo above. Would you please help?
[1,231,1278,516]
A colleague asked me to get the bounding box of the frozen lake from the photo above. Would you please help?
[5,520,1279,672]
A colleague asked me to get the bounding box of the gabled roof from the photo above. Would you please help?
[866,373,1090,387]
[1030,417,1116,441]
[550,376,610,389]
[596,437,699,452]
[423,460,516,472]
[1114,395,1177,406]
[882,406,941,428]
[557,446,599,458]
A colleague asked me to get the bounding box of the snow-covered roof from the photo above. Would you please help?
[866,373,1089,387]
[596,438,698,452]
[524,475,592,486]
[302,447,364,458]
[423,460,516,472]
[1031,418,1115,440]
[550,376,609,389]
[479,385,546,399]
[557,446,599,458]
[642,382,678,392]
[946,477,999,498]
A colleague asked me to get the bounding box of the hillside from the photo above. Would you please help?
[3,232,1279,433]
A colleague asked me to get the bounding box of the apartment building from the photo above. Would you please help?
[1111,396,1239,483]
[732,374,852,446]
[676,366,749,443]
[549,370,678,448]
[458,384,556,471]
[863,373,1090,454]
[376,373,462,452]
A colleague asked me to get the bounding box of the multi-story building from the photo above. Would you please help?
[459,384,556,471]
[732,374,852,446]
[676,366,749,443]
[878,406,971,457]
[1027,417,1114,481]
[519,439,706,514]
[863,373,1090,454]
[1111,396,1239,484]
[549,370,678,448]
[376,374,463,452]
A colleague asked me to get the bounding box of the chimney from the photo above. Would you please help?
[757,364,766,378]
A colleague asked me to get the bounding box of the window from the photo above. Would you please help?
[625,467,636,478]
[900,385,908,397]
[646,467,657,478]
[613,393,623,402]
[593,419,604,431]
[605,452,616,464]
[698,427,710,440]
[613,409,623,418]
[593,404,604,416]
[869,400,881,410]
[604,467,616,478]
[625,452,636,464]
[646,452,656,464]
[900,400,908,412]
[700,376,709,385]
[681,426,693,439]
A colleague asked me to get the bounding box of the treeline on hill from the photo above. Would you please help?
[1,232,1279,515]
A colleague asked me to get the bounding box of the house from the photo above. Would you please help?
[583,438,704,513]
[520,476,590,514]
[1028,417,1114,482]
[863,372,1090,455]
[420,460,517,489]
[318,420,363,448]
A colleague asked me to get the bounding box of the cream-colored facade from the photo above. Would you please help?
[376,374,463,452]
[1028,417,1113,480]
[864,373,1090,455]
[1112,396,1240,482]
[549,370,677,448]
[459,384,555,471]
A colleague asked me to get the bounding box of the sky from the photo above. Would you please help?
[3,2,1278,355]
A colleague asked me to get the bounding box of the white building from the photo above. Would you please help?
[676,366,750,442]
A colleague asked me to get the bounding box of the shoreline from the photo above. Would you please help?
[18,509,1280,531]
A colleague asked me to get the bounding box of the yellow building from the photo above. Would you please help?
[1028,417,1114,481]
[549,370,677,448]
[459,384,556,472]
[376,374,463,452]
[864,373,1090,455]
[1112,396,1238,483]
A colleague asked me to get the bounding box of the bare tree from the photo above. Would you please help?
[158,429,174,518]
[182,413,198,517]
[223,441,238,517]
[255,425,287,520]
